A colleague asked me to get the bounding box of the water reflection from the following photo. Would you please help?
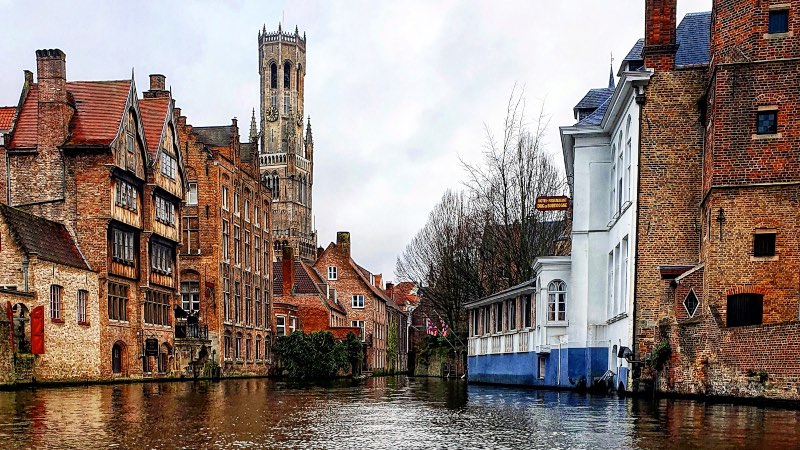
[0,378,799,449]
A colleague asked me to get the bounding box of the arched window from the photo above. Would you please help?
[284,62,291,89]
[235,332,243,359]
[224,332,232,360]
[270,63,277,89]
[297,65,303,97]
[272,172,280,199]
[547,280,567,322]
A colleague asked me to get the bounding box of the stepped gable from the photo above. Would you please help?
[0,204,88,270]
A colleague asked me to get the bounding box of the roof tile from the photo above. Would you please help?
[0,204,89,270]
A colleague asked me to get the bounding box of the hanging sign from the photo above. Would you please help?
[535,196,571,211]
[145,338,159,356]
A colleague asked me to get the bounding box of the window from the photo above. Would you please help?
[222,220,229,261]
[507,298,516,331]
[277,315,286,336]
[234,225,241,265]
[108,282,128,321]
[284,91,291,115]
[522,295,532,328]
[482,306,490,335]
[244,230,251,268]
[77,290,88,324]
[753,232,776,257]
[290,317,297,334]
[538,356,546,380]
[264,240,269,275]
[254,238,260,272]
[112,228,135,264]
[115,180,138,211]
[607,252,615,317]
[255,288,262,327]
[221,185,229,210]
[471,310,479,336]
[161,153,176,179]
[224,334,232,359]
[234,281,242,323]
[328,266,337,280]
[150,242,174,275]
[270,63,277,89]
[112,343,124,373]
[187,182,198,205]
[684,290,699,318]
[352,320,366,341]
[183,216,199,254]
[144,291,170,325]
[244,198,250,222]
[181,281,200,312]
[223,277,230,322]
[246,335,252,360]
[245,284,252,325]
[727,294,763,327]
[352,294,365,308]
[548,280,567,322]
[50,285,63,320]
[621,238,629,313]
[769,9,789,34]
[235,334,242,359]
[155,196,176,226]
[284,62,291,89]
[254,205,259,227]
[757,110,778,135]
[255,336,262,360]
[494,302,502,332]
[234,192,240,215]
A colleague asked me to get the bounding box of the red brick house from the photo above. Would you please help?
[177,109,273,376]
[2,49,186,378]
[272,246,356,340]
[634,0,800,399]
[313,232,389,371]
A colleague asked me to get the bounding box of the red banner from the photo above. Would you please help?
[31,305,44,355]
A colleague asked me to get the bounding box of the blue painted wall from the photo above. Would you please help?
[468,347,608,388]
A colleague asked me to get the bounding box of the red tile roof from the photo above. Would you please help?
[0,204,89,270]
[273,259,346,314]
[138,97,170,156]
[9,80,132,149]
[0,107,15,131]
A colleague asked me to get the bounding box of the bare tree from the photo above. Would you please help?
[463,87,566,291]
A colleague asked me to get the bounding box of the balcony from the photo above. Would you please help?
[468,329,536,357]
[175,322,209,341]
[259,152,311,171]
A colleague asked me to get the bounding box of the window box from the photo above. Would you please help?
[50,318,64,324]
[78,321,91,327]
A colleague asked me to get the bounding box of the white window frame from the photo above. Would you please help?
[327,266,337,280]
[77,289,88,323]
[351,320,366,341]
[50,284,62,320]
[547,280,567,323]
[352,294,365,309]
[276,315,286,336]
[187,182,198,205]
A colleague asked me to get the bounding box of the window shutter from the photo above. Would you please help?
[31,305,45,355]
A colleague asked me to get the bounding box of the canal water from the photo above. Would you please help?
[0,376,798,449]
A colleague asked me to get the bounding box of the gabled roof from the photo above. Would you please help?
[0,106,15,131]
[9,80,133,149]
[0,204,89,271]
[675,12,711,66]
[616,12,711,69]
[138,97,170,156]
[574,88,613,112]
[193,126,232,147]
[577,96,611,126]
[273,259,347,314]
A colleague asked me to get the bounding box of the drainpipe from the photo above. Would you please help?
[558,340,562,386]
[21,256,29,292]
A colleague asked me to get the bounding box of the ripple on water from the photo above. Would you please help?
[0,378,799,449]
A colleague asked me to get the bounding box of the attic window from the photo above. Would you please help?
[769,9,789,34]
[628,60,643,71]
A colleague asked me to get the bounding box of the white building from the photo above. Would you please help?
[559,52,651,391]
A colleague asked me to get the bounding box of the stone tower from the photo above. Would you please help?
[257,23,316,261]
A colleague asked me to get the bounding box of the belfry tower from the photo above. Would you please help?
[257,23,316,261]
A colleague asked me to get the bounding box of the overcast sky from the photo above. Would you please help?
[0,0,710,283]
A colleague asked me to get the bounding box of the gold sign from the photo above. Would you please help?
[535,196,570,211]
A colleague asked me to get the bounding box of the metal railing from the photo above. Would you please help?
[175,323,209,340]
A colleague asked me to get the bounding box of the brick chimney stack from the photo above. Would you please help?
[643,0,678,71]
[282,246,295,295]
[35,49,71,154]
[144,74,169,99]
[336,231,351,258]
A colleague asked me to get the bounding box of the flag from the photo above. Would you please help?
[426,317,439,336]
[439,318,449,337]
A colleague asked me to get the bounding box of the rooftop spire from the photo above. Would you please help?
[249,108,258,144]
[608,53,615,89]
[305,116,313,146]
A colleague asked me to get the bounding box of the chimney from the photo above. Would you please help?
[282,245,295,296]
[336,231,351,258]
[35,49,71,153]
[386,282,394,298]
[643,0,678,71]
[144,74,169,99]
[36,49,67,104]
[375,274,383,289]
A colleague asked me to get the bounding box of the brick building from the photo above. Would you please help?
[272,246,357,339]
[177,108,273,376]
[633,0,800,399]
[314,232,389,371]
[1,49,185,378]
[0,204,100,383]
[256,25,317,261]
